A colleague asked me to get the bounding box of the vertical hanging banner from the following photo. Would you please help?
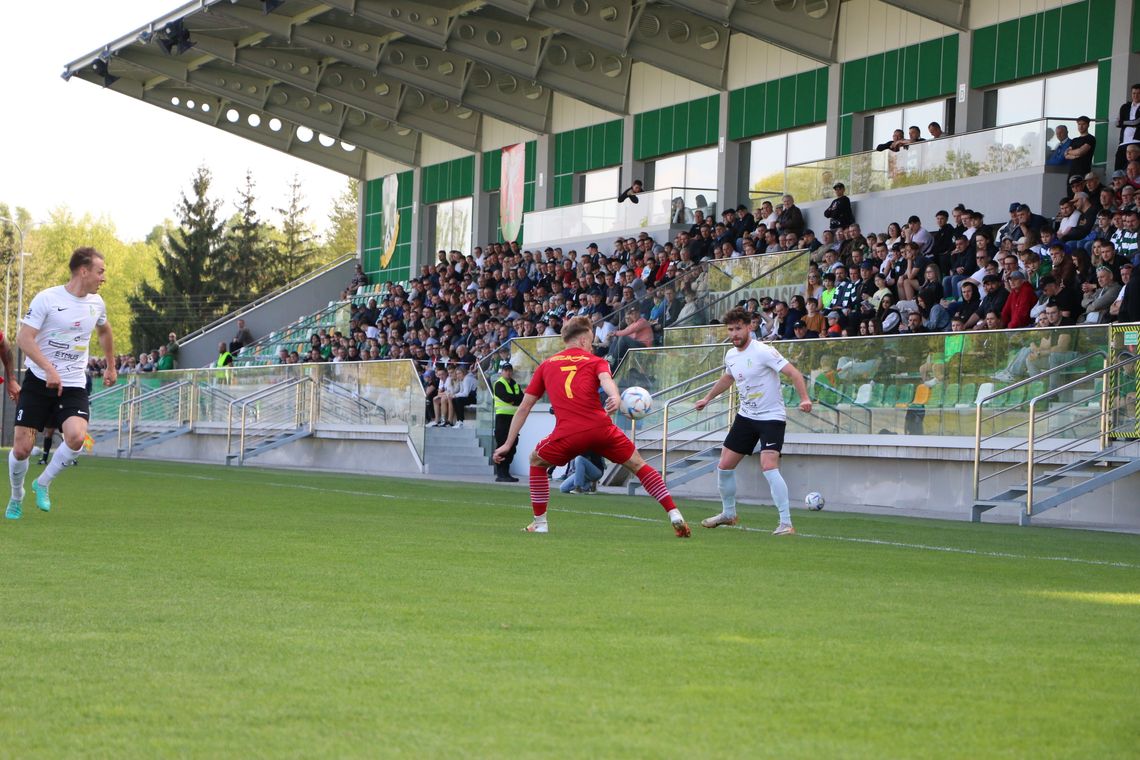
[500,142,526,243]
[380,173,400,268]
[1109,324,1139,439]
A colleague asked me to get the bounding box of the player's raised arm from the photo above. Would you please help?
[493,392,539,463]
[695,372,734,411]
[97,322,117,386]
[0,332,20,400]
[780,363,812,413]
[597,372,622,414]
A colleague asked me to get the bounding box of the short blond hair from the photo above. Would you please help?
[561,316,592,343]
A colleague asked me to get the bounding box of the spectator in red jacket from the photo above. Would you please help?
[1000,270,1036,328]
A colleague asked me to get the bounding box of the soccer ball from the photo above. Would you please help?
[804,492,825,511]
[619,386,653,420]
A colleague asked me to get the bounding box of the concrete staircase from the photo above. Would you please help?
[424,423,495,478]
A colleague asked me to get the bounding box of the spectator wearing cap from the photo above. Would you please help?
[825,311,843,336]
[967,274,1008,330]
[492,362,523,482]
[792,320,818,339]
[1065,116,1096,177]
[1066,174,1085,201]
[1115,84,1140,170]
[1000,270,1036,329]
[823,182,855,230]
[1047,124,1071,166]
[997,202,1024,244]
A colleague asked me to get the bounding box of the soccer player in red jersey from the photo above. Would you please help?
[493,316,690,537]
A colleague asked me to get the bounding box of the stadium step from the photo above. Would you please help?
[423,423,493,477]
[116,425,192,458]
[972,449,1140,525]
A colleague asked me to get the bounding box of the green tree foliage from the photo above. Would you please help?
[0,207,159,355]
[128,165,229,352]
[322,178,359,260]
[219,171,271,313]
[269,174,316,285]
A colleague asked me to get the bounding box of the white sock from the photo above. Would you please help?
[38,442,81,487]
[667,508,683,523]
[717,467,737,518]
[9,449,28,501]
[764,468,791,525]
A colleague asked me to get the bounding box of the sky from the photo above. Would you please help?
[0,1,349,242]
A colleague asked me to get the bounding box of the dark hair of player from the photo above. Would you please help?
[69,247,104,273]
[722,307,750,326]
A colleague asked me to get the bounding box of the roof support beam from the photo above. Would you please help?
[879,0,969,30]
[664,0,840,63]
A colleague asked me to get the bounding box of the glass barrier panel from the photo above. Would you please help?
[614,324,1113,440]
[664,325,727,347]
[522,187,717,248]
[783,119,1079,201]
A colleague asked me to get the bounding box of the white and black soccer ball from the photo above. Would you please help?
[804,491,825,511]
[619,386,653,420]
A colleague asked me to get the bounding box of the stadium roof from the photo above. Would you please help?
[62,0,968,176]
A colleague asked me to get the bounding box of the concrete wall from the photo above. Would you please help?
[178,258,358,369]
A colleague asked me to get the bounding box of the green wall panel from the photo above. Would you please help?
[970,0,1116,89]
[362,170,414,284]
[420,155,474,206]
[633,95,718,160]
[839,113,853,156]
[726,67,829,142]
[841,35,958,116]
[1134,0,1140,52]
[550,119,623,208]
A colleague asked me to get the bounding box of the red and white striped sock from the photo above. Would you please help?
[529,466,549,518]
[636,464,676,512]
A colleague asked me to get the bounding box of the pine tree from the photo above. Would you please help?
[270,174,316,286]
[128,165,228,351]
[219,170,270,312]
[322,178,359,261]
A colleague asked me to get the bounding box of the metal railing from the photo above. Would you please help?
[225,376,316,465]
[117,381,193,456]
[318,379,388,426]
[671,248,811,328]
[1022,353,1138,515]
[972,351,1106,500]
[175,253,357,346]
[658,376,736,485]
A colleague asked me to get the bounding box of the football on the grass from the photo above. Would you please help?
[805,492,825,510]
[619,386,653,420]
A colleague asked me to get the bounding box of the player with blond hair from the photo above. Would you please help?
[493,316,689,536]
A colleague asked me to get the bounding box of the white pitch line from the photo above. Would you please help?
[106,466,1139,569]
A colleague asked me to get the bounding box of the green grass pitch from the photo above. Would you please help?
[2,457,1138,757]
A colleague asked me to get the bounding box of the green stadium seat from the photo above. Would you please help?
[869,383,886,406]
[926,382,944,407]
[893,384,916,408]
[954,383,976,408]
[882,384,900,407]
[942,383,960,407]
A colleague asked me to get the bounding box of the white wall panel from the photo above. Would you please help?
[550,92,618,133]
[480,117,534,153]
[364,153,410,181]
[726,34,819,90]
[969,0,1073,30]
[837,0,955,61]
[419,135,470,166]
[628,63,715,114]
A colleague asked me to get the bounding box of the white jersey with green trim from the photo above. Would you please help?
[724,338,789,422]
[22,285,107,388]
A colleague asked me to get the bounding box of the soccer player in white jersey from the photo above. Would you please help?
[6,247,117,520]
[694,307,811,535]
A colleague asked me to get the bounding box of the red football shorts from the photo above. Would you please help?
[534,424,635,467]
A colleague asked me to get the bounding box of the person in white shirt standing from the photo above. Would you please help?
[694,307,811,535]
[1115,84,1140,171]
[7,247,116,520]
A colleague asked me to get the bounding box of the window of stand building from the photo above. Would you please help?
[432,197,472,255]
[982,67,1097,128]
[648,147,718,192]
[582,166,620,203]
[748,125,827,201]
[863,98,950,151]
